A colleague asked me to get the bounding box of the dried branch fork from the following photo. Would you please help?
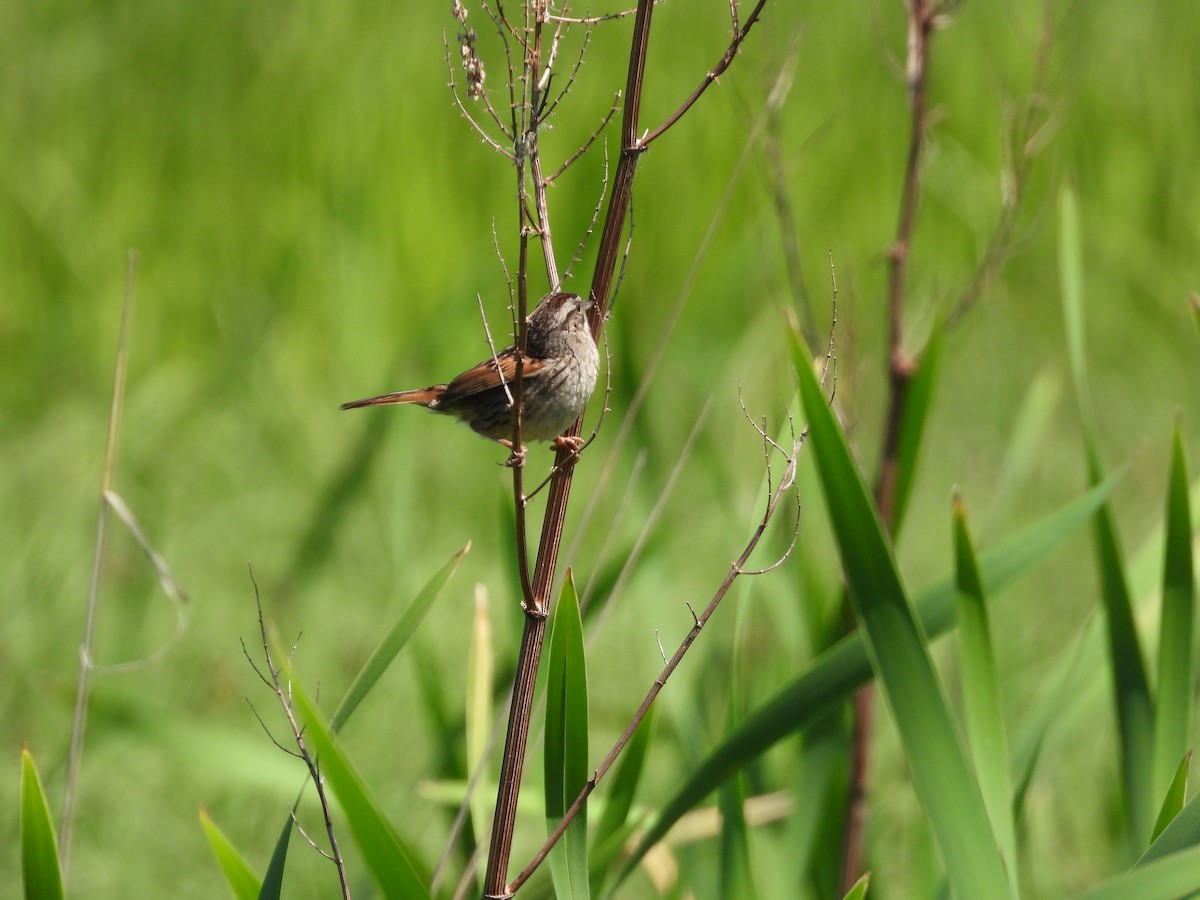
[241,566,351,900]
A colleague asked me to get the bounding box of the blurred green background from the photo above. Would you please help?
[4,0,1198,896]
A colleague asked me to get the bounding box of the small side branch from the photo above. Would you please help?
[507,421,805,894]
[244,566,351,900]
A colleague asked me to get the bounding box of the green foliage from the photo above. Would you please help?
[198,808,262,900]
[20,749,64,900]
[795,327,1011,897]
[544,571,591,900]
[6,0,1200,897]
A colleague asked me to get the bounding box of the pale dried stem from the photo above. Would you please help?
[60,250,138,875]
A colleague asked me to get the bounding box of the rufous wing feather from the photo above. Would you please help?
[340,386,446,410]
[437,354,547,405]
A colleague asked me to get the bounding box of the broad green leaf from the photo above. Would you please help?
[1077,845,1200,899]
[21,749,64,900]
[545,570,590,900]
[198,808,261,900]
[331,542,470,732]
[286,653,431,900]
[1150,752,1190,845]
[1139,767,1200,866]
[621,473,1119,880]
[953,496,1017,880]
[1060,185,1154,849]
[591,708,655,896]
[466,583,494,851]
[1151,421,1195,806]
[793,338,1009,897]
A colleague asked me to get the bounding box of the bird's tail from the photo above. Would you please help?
[340,386,445,410]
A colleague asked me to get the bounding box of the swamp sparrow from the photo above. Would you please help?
[341,291,599,452]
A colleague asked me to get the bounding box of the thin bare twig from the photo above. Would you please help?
[548,92,621,183]
[508,422,806,893]
[562,139,611,281]
[640,0,771,146]
[246,565,351,900]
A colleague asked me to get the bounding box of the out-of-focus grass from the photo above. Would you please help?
[3,0,1199,896]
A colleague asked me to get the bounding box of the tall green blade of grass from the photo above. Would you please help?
[1139,773,1200,865]
[258,812,293,900]
[545,570,590,900]
[794,343,1010,897]
[198,808,260,900]
[1060,185,1154,849]
[331,542,470,732]
[250,544,468,891]
[1151,420,1195,807]
[467,583,494,855]
[21,749,64,900]
[1076,845,1200,899]
[953,496,1018,885]
[286,652,432,900]
[719,631,755,900]
[623,474,1118,874]
[1149,753,1190,845]
[892,327,941,538]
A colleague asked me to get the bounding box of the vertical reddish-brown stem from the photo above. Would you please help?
[839,0,932,892]
[482,1,655,896]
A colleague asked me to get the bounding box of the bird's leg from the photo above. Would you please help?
[551,434,585,463]
[498,438,528,468]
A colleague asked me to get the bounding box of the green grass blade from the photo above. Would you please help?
[257,810,293,900]
[330,542,470,733]
[893,327,941,537]
[21,749,64,900]
[622,473,1118,876]
[198,808,261,900]
[1059,185,1154,848]
[1076,845,1200,899]
[545,570,590,900]
[793,340,1010,897]
[1150,752,1190,845]
[718,771,754,900]
[1139,761,1200,866]
[1152,420,1195,805]
[842,872,871,900]
[953,496,1017,883]
[591,707,655,896]
[286,653,431,899]
[1010,616,1097,820]
[466,583,494,852]
[1190,293,1200,341]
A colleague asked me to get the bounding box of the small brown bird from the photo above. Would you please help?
[341,291,599,453]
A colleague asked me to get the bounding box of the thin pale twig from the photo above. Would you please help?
[562,139,611,282]
[548,92,621,183]
[61,249,138,875]
[477,294,514,409]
